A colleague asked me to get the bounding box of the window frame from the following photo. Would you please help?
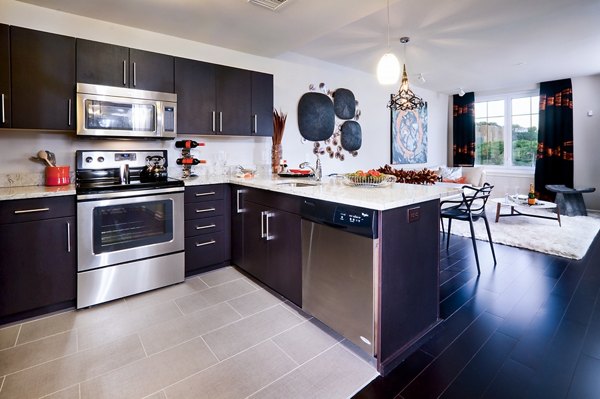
[474,90,540,170]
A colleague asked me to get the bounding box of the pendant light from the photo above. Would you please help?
[387,37,425,111]
[376,0,400,85]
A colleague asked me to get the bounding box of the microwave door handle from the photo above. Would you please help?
[68,99,72,126]
[123,60,127,86]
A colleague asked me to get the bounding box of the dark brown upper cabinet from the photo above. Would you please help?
[77,39,174,93]
[175,57,269,137]
[251,71,274,137]
[0,24,10,128]
[216,65,252,135]
[174,57,216,135]
[10,26,76,130]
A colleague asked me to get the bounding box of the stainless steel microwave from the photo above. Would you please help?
[76,83,177,139]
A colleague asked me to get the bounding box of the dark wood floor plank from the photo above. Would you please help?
[353,350,434,399]
[567,354,600,399]
[400,312,503,399]
[440,331,517,398]
[482,358,535,399]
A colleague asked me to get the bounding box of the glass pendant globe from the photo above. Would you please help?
[377,53,400,85]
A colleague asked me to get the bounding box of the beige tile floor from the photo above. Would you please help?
[0,266,377,399]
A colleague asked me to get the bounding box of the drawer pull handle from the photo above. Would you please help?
[196,224,216,230]
[195,208,216,213]
[13,207,50,214]
[195,191,216,197]
[196,240,216,247]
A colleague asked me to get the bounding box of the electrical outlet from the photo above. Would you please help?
[408,207,420,223]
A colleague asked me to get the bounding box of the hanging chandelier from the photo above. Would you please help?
[376,0,400,85]
[387,37,424,111]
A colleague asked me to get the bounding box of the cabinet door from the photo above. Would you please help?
[129,49,174,93]
[216,66,251,135]
[77,39,129,87]
[264,209,302,305]
[11,27,76,130]
[0,24,10,128]
[231,186,245,267]
[251,72,274,137]
[0,217,76,318]
[241,201,269,281]
[174,57,216,134]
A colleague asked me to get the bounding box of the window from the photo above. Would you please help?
[474,92,539,167]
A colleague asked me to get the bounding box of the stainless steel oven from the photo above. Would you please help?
[76,150,185,308]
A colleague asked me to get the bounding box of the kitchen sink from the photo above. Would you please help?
[276,181,319,188]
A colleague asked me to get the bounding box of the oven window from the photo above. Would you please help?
[85,100,156,131]
[92,200,173,254]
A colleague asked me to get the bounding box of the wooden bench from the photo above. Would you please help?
[545,185,596,216]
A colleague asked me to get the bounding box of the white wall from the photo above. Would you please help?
[0,0,448,183]
[572,74,600,211]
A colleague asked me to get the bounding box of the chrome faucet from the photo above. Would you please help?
[299,157,322,181]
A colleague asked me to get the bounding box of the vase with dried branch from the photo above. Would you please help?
[272,108,287,174]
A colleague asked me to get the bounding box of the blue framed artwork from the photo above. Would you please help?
[391,103,428,164]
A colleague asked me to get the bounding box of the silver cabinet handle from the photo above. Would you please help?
[195,191,215,197]
[132,62,137,87]
[1,93,5,124]
[68,99,72,126]
[123,60,127,85]
[66,222,71,253]
[236,189,243,213]
[196,240,216,247]
[260,211,266,238]
[212,111,216,132]
[195,207,216,213]
[196,223,216,230]
[265,212,272,241]
[219,112,223,132]
[253,114,257,134]
[13,207,50,214]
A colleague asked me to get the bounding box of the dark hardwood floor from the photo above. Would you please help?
[355,230,600,399]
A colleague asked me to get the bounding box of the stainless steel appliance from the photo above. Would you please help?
[75,150,184,308]
[300,198,379,356]
[76,83,177,139]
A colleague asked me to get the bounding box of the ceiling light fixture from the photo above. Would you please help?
[376,0,400,85]
[458,88,465,97]
[387,37,425,111]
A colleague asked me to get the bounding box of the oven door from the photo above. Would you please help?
[77,191,184,272]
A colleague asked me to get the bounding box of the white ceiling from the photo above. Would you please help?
[17,0,600,95]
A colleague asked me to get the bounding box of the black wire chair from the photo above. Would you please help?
[440,183,497,274]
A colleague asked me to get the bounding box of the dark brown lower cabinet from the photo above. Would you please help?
[0,197,76,323]
[184,184,231,275]
[238,190,301,306]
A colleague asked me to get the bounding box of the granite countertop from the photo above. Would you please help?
[226,175,460,211]
[1,176,459,210]
[0,184,76,201]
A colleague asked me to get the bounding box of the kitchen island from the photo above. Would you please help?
[221,176,459,375]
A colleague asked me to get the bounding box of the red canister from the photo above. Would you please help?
[45,166,70,186]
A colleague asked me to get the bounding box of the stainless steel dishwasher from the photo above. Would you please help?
[301,198,379,356]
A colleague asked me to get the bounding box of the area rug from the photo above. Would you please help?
[442,209,600,260]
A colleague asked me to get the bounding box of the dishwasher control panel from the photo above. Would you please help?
[334,207,373,228]
[301,198,377,238]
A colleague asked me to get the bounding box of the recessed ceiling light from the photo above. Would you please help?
[247,0,290,11]
[513,61,527,66]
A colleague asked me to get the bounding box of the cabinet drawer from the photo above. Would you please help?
[184,200,225,220]
[185,230,229,271]
[0,196,75,224]
[185,215,224,237]
[185,184,225,203]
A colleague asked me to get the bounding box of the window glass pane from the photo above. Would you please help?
[512,97,531,115]
[476,115,504,165]
[511,97,538,167]
[475,102,487,118]
[487,100,504,117]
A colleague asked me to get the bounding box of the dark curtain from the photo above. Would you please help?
[452,92,475,166]
[535,79,574,201]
